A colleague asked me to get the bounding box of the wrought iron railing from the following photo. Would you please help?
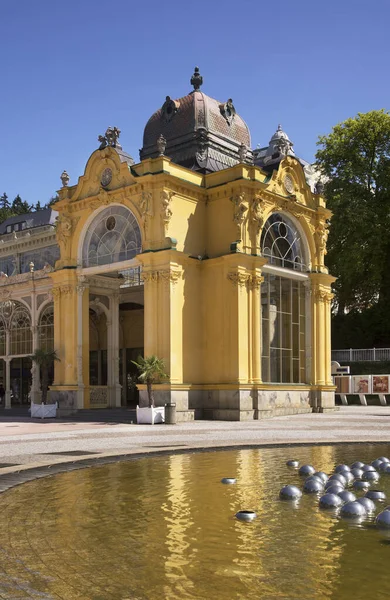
[332,348,390,363]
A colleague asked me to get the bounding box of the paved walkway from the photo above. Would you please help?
[0,406,388,476]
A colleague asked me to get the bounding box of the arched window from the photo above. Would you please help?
[82,206,142,268]
[261,213,308,272]
[9,303,32,355]
[38,304,54,351]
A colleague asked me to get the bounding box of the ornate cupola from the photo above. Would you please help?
[253,124,295,170]
[140,67,252,173]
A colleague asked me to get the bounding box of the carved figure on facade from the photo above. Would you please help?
[238,143,247,163]
[55,214,73,248]
[219,99,236,126]
[156,134,167,156]
[249,194,266,245]
[161,190,174,234]
[98,127,121,150]
[315,220,329,258]
[230,193,248,240]
[60,170,70,187]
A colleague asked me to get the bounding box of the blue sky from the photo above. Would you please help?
[1,0,389,205]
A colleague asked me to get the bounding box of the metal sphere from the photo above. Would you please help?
[326,484,345,495]
[382,505,390,511]
[279,485,302,501]
[221,478,237,484]
[372,459,384,469]
[286,459,299,468]
[353,480,371,492]
[362,470,380,483]
[351,468,364,479]
[365,489,386,502]
[356,497,376,513]
[379,462,389,473]
[328,474,347,486]
[314,471,328,483]
[385,466,390,475]
[378,457,390,463]
[351,461,365,469]
[319,493,343,509]
[235,510,257,522]
[303,479,324,494]
[299,464,316,477]
[342,471,355,486]
[335,464,351,474]
[340,501,367,518]
[362,465,376,472]
[305,475,325,486]
[376,510,390,529]
[338,490,357,503]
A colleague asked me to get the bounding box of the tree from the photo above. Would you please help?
[0,193,10,210]
[31,349,60,404]
[11,194,32,215]
[131,355,167,407]
[316,110,390,316]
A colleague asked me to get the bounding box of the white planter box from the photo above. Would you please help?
[136,406,165,424]
[31,402,58,419]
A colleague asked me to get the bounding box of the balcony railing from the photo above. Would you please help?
[332,348,390,363]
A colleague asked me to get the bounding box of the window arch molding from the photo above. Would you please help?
[261,211,311,272]
[78,204,143,269]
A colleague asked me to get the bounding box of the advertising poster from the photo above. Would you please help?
[373,375,390,394]
[334,376,351,394]
[352,375,371,394]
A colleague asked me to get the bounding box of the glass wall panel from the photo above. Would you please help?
[20,246,60,273]
[38,304,54,351]
[261,274,306,383]
[261,213,308,271]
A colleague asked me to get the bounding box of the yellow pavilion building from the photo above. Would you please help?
[0,68,335,420]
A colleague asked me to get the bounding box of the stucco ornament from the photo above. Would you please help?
[60,170,70,187]
[231,192,248,240]
[238,143,247,163]
[284,174,295,195]
[156,134,167,156]
[315,220,329,258]
[219,99,236,126]
[249,194,266,244]
[161,190,174,234]
[98,126,121,150]
[55,214,72,246]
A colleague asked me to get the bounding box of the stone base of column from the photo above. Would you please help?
[310,388,337,412]
[50,389,78,417]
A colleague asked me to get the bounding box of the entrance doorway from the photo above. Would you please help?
[10,357,32,405]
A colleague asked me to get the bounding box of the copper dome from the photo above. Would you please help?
[140,69,252,173]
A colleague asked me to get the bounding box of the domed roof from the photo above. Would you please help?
[140,68,252,173]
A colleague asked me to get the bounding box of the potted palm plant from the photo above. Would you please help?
[30,349,60,419]
[132,355,167,424]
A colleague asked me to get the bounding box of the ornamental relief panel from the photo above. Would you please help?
[141,269,182,285]
[230,193,248,240]
[161,190,174,234]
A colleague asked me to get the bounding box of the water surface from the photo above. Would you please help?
[0,444,389,599]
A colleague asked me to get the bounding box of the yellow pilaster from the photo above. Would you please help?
[310,273,336,388]
[50,269,78,387]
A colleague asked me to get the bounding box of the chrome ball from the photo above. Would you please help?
[314,471,328,483]
[325,484,345,495]
[385,466,390,475]
[353,480,371,492]
[299,464,316,477]
[286,459,299,468]
[338,490,356,503]
[362,471,380,483]
[340,501,367,518]
[351,461,365,469]
[362,465,376,472]
[319,493,343,509]
[342,471,355,486]
[378,457,390,463]
[235,510,257,522]
[335,464,351,474]
[303,479,324,494]
[379,462,389,473]
[365,489,386,502]
[279,485,302,501]
[221,478,237,484]
[372,459,384,469]
[356,497,376,513]
[328,474,347,486]
[305,475,325,485]
[351,468,364,479]
[376,510,390,529]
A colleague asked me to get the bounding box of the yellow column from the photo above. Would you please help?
[251,271,264,384]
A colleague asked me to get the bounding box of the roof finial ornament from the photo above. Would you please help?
[277,124,282,131]
[190,66,203,91]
